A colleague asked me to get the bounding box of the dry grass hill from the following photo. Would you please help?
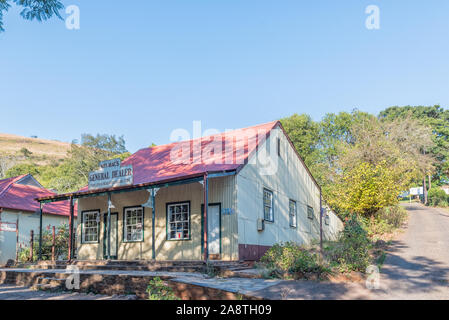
[0,133,71,165]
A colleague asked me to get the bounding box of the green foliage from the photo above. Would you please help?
[376,205,408,229]
[379,105,449,183]
[4,133,129,193]
[147,277,180,300]
[5,162,40,178]
[358,205,407,240]
[328,161,407,216]
[260,242,330,279]
[325,215,371,273]
[17,246,38,263]
[428,187,449,207]
[280,114,320,167]
[19,147,32,158]
[0,0,64,32]
[17,224,69,262]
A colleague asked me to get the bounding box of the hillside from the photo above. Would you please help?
[0,133,71,164]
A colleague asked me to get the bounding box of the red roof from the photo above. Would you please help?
[0,175,74,217]
[120,121,279,186]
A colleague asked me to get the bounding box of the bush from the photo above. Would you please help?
[361,205,408,238]
[17,246,38,263]
[377,205,408,229]
[428,188,449,207]
[147,277,179,300]
[16,224,69,263]
[325,215,371,273]
[260,242,329,279]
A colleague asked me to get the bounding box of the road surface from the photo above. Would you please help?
[248,203,449,299]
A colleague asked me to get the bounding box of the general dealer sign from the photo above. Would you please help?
[88,158,133,190]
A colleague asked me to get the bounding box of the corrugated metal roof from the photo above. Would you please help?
[120,120,278,185]
[0,175,73,217]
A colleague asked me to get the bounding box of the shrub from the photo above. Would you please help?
[360,205,408,238]
[260,242,329,279]
[147,277,179,300]
[325,215,371,273]
[377,205,408,229]
[428,187,449,207]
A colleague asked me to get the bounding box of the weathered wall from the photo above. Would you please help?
[0,210,68,264]
[236,125,341,257]
[322,207,344,241]
[76,176,238,261]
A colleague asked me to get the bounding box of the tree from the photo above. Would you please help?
[0,153,19,178]
[0,0,64,32]
[280,114,320,167]
[379,105,449,184]
[19,147,32,158]
[3,133,130,193]
[5,162,40,178]
[324,116,435,216]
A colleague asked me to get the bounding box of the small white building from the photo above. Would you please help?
[0,174,72,265]
[38,121,343,261]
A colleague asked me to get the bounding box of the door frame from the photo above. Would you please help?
[201,203,222,256]
[103,212,118,260]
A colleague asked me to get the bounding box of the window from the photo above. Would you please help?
[325,214,330,226]
[307,205,314,220]
[124,207,144,242]
[289,200,297,228]
[263,189,274,222]
[82,210,99,243]
[167,202,190,240]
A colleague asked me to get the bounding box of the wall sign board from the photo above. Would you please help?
[88,158,133,190]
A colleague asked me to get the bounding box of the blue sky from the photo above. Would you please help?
[1,0,448,152]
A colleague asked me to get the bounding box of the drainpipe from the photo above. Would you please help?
[107,192,111,260]
[68,196,74,261]
[38,202,43,261]
[203,173,209,262]
[151,188,156,260]
[319,187,323,255]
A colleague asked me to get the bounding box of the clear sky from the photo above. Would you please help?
[1,0,448,152]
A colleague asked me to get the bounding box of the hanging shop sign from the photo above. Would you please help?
[88,158,133,190]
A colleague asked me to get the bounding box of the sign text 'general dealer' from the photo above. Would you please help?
[88,158,133,190]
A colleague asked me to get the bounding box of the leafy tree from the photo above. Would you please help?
[4,133,130,193]
[379,105,449,184]
[0,0,64,32]
[5,162,40,178]
[280,114,320,167]
[324,116,435,216]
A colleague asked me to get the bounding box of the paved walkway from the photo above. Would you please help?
[0,284,136,300]
[0,267,282,298]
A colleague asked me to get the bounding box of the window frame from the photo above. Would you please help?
[263,188,274,222]
[81,210,100,244]
[289,199,297,228]
[123,206,145,243]
[307,205,314,220]
[166,201,191,241]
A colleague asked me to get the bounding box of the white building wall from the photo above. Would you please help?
[0,209,68,265]
[236,125,341,249]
